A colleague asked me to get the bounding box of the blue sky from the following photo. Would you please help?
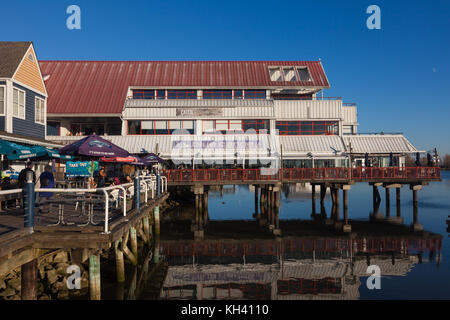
[2,0,449,154]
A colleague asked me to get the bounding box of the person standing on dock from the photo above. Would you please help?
[18,162,36,208]
[38,165,55,213]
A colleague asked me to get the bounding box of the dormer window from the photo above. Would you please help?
[269,67,283,81]
[283,67,297,82]
[297,67,312,81]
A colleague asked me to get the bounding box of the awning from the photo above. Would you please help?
[0,140,47,160]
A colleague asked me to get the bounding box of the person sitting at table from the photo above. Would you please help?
[96,168,107,188]
[112,177,121,185]
[38,165,55,213]
[124,175,133,184]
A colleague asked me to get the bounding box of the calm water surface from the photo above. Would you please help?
[157,171,450,300]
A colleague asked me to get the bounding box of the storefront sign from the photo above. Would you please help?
[176,108,223,117]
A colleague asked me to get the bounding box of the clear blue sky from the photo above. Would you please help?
[2,0,449,154]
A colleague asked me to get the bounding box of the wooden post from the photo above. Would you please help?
[254,185,259,216]
[385,188,390,218]
[143,216,151,243]
[195,194,199,228]
[130,227,138,260]
[154,206,160,236]
[203,192,209,226]
[21,259,37,300]
[396,188,401,217]
[343,189,348,225]
[335,187,340,221]
[311,184,316,215]
[115,240,125,282]
[89,254,101,300]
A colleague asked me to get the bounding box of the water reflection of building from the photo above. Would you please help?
[159,235,442,300]
[282,182,326,200]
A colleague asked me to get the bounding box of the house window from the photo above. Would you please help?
[47,121,60,136]
[13,88,25,119]
[167,90,197,99]
[343,125,354,135]
[127,120,195,135]
[297,67,312,81]
[203,90,232,99]
[233,90,243,99]
[35,97,45,124]
[244,90,266,99]
[0,87,4,115]
[283,67,297,82]
[28,54,34,62]
[276,121,338,135]
[202,119,269,134]
[132,90,155,99]
[269,67,283,81]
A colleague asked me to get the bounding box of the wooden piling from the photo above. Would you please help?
[413,189,418,225]
[254,185,259,216]
[115,240,125,282]
[89,254,101,300]
[143,216,151,242]
[335,188,340,221]
[396,188,401,217]
[311,184,316,215]
[343,189,348,225]
[130,227,138,260]
[154,206,160,236]
[385,187,390,218]
[21,258,37,300]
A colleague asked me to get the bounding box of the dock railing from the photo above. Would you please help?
[162,167,441,183]
[0,174,167,236]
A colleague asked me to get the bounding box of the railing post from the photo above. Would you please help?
[24,171,35,231]
[134,176,140,213]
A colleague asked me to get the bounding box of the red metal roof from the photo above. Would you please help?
[39,60,330,115]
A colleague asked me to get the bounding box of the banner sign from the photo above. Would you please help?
[176,108,223,117]
[66,161,99,177]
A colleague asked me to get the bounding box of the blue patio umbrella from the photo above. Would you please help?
[31,146,74,160]
[141,153,164,165]
[0,140,47,160]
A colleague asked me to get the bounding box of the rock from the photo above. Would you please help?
[80,278,89,289]
[56,263,70,276]
[39,294,51,300]
[51,280,68,294]
[57,290,70,300]
[38,282,45,294]
[0,279,6,290]
[0,287,16,297]
[7,278,21,291]
[46,269,59,285]
[6,294,21,300]
[53,251,68,263]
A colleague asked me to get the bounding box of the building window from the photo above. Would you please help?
[69,123,105,136]
[269,67,283,81]
[272,93,312,100]
[128,120,195,135]
[203,90,233,99]
[202,119,269,134]
[244,90,266,99]
[276,121,338,135]
[28,54,34,62]
[35,97,45,124]
[283,67,297,82]
[297,67,312,81]
[343,125,354,135]
[233,90,243,99]
[47,121,60,136]
[132,89,155,99]
[13,88,25,119]
[0,87,4,115]
[156,90,166,99]
[167,90,197,99]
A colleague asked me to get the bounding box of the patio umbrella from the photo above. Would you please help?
[60,134,130,158]
[31,146,74,160]
[100,156,138,163]
[0,140,47,160]
[141,153,164,165]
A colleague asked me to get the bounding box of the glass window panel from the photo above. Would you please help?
[141,121,154,129]
[245,90,266,99]
[203,90,232,99]
[297,68,312,81]
[182,120,194,129]
[215,121,228,131]
[167,90,197,99]
[156,90,165,99]
[269,67,283,81]
[170,120,181,129]
[19,91,25,105]
[234,90,243,99]
[283,68,297,81]
[155,121,167,129]
[0,87,4,114]
[202,120,214,133]
[229,120,242,130]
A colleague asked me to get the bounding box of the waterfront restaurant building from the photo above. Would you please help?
[39,60,420,168]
